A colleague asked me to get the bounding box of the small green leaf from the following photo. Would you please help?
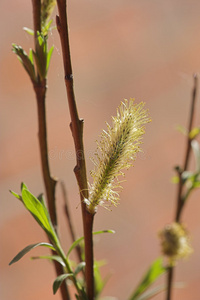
[191,140,200,173]
[94,260,110,298]
[21,182,28,191]
[181,171,194,182]
[12,44,37,82]
[21,186,57,242]
[29,49,34,64]
[171,176,179,184]
[9,190,22,201]
[53,273,74,294]
[9,242,55,265]
[129,257,166,300]
[74,262,86,276]
[31,255,66,267]
[136,285,165,300]
[189,127,200,140]
[23,27,34,36]
[67,230,115,258]
[46,45,54,75]
[193,181,200,188]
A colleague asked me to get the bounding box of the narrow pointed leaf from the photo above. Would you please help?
[189,127,200,140]
[53,273,74,294]
[9,242,55,265]
[9,190,22,201]
[21,188,55,240]
[67,230,115,258]
[129,257,166,300]
[136,285,165,300]
[191,140,200,173]
[31,255,66,267]
[29,49,34,64]
[46,45,54,75]
[23,27,34,36]
[74,262,86,276]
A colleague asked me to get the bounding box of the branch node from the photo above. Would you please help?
[65,74,73,81]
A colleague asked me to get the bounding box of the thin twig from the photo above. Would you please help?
[175,74,198,222]
[166,74,198,300]
[31,1,70,299]
[60,181,83,264]
[56,1,95,299]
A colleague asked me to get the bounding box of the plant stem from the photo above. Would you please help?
[31,1,71,299]
[166,74,198,300]
[56,1,95,299]
[61,181,83,264]
[35,83,58,226]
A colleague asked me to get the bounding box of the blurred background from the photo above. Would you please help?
[1,0,200,299]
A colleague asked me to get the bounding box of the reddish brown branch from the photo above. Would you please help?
[166,74,198,300]
[56,1,95,299]
[61,181,83,264]
[31,1,70,300]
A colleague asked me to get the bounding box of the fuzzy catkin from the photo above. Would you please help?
[86,99,151,213]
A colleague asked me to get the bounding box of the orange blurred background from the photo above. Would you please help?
[1,1,200,299]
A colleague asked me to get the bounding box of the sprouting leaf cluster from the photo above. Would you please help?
[12,26,54,83]
[172,128,200,202]
[9,184,115,298]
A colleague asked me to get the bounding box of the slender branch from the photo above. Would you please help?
[183,74,198,171]
[31,1,71,299]
[56,1,95,299]
[35,82,58,226]
[166,74,198,300]
[175,74,198,222]
[166,267,174,300]
[60,181,83,264]
[32,0,41,39]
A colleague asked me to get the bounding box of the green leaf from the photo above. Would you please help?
[31,255,66,267]
[94,260,110,298]
[42,19,53,36]
[29,49,34,64]
[181,171,194,182]
[74,262,86,276]
[191,140,200,173]
[189,127,200,140]
[129,257,166,300]
[53,273,74,294]
[67,230,115,258]
[23,27,34,36]
[9,242,55,265]
[21,182,28,190]
[46,45,54,75]
[171,176,179,184]
[193,181,200,188]
[21,186,56,241]
[136,285,165,300]
[9,190,22,201]
[32,49,44,80]
[12,44,37,82]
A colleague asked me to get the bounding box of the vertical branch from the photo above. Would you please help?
[56,1,95,299]
[61,181,83,264]
[31,1,70,300]
[175,74,198,222]
[35,83,58,227]
[166,74,198,300]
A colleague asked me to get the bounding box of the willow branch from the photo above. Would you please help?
[31,1,70,299]
[175,74,198,222]
[166,74,198,300]
[56,1,95,299]
[61,181,83,264]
